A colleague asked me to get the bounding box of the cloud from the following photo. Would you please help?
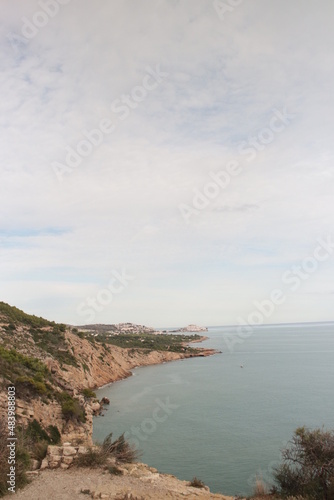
[1,0,334,326]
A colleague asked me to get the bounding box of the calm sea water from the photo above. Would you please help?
[93,323,334,496]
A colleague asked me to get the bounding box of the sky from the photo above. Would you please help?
[1,0,334,328]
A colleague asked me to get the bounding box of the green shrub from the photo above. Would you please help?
[273,427,334,500]
[82,388,96,399]
[47,425,61,444]
[15,376,47,396]
[57,392,86,423]
[26,420,50,442]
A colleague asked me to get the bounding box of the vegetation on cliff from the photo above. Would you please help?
[94,332,202,353]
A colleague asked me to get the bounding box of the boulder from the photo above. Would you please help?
[40,458,49,470]
[62,446,77,456]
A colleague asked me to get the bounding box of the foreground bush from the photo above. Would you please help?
[273,427,334,500]
[76,432,139,468]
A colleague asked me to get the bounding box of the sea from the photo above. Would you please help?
[93,323,334,496]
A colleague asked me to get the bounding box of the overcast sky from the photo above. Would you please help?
[1,0,334,327]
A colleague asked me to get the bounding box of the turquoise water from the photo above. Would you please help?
[93,323,334,496]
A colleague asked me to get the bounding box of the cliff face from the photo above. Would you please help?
[58,330,190,390]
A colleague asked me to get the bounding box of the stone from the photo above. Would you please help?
[30,459,40,470]
[40,458,49,470]
[47,445,63,456]
[49,458,62,468]
[77,446,89,455]
[60,463,69,470]
[91,402,101,413]
[62,446,77,456]
[62,456,74,465]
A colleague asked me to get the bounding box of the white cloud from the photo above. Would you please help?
[1,0,334,326]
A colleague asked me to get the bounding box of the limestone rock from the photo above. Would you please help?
[62,446,77,456]
[40,458,49,470]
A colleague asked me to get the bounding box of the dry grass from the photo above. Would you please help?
[76,432,140,469]
[252,475,269,497]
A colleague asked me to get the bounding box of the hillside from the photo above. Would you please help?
[0,302,217,444]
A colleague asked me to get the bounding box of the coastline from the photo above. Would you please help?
[94,335,220,391]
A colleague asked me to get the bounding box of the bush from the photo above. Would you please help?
[102,433,139,463]
[273,426,334,500]
[47,425,61,444]
[189,477,206,488]
[76,433,139,469]
[26,420,50,442]
[57,392,86,423]
[82,388,96,399]
[15,376,48,396]
[76,447,106,467]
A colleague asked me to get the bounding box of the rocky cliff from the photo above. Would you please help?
[0,302,216,446]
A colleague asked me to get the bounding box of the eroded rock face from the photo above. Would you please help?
[58,331,193,391]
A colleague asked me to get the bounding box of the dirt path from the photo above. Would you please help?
[14,464,234,500]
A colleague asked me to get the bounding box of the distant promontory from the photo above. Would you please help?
[164,324,208,333]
